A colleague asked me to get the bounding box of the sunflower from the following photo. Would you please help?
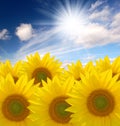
[65,60,85,82]
[29,76,74,126]
[84,61,95,74]
[0,60,23,83]
[0,74,38,126]
[95,56,111,73]
[111,56,120,80]
[22,52,62,86]
[96,56,120,80]
[67,70,120,126]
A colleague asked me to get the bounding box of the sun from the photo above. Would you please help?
[54,1,87,38]
[57,13,82,37]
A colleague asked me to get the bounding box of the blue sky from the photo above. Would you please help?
[0,0,120,65]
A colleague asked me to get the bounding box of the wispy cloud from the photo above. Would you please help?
[75,20,120,47]
[89,6,111,21]
[13,0,120,63]
[15,23,34,41]
[0,29,10,40]
[15,28,59,55]
[82,54,96,61]
[76,5,120,47]
[110,13,120,27]
[13,28,61,61]
[14,27,85,62]
[0,45,10,63]
[89,0,106,11]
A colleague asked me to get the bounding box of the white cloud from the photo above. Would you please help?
[14,11,120,62]
[0,29,10,40]
[76,23,110,47]
[89,6,110,21]
[111,13,120,27]
[15,23,34,41]
[109,13,120,42]
[82,55,96,61]
[13,28,60,61]
[62,60,71,68]
[76,19,120,47]
[16,28,58,55]
[13,3,120,63]
[89,0,106,11]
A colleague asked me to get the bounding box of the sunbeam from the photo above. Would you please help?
[36,0,88,39]
[54,1,88,39]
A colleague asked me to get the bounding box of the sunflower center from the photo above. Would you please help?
[112,73,120,81]
[13,76,18,83]
[76,77,81,81]
[49,96,71,123]
[2,95,29,121]
[32,67,52,85]
[87,89,115,116]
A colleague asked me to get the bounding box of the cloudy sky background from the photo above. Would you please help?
[0,0,120,65]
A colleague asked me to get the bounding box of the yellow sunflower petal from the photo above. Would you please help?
[29,76,74,126]
[0,74,39,126]
[67,70,120,126]
[22,52,63,86]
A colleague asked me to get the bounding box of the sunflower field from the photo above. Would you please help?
[0,52,120,126]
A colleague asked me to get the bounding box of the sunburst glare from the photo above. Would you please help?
[54,1,88,39]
